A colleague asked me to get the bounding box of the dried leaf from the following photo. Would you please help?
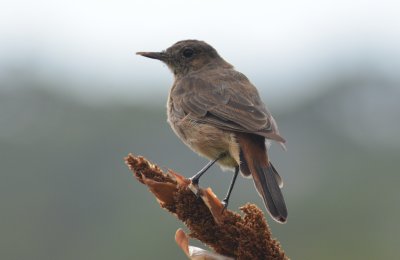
[175,229,234,260]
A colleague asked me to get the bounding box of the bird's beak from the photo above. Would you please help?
[136,51,167,61]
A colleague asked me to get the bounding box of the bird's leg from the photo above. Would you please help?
[221,166,239,211]
[190,153,225,186]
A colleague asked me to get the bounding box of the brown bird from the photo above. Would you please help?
[137,40,288,223]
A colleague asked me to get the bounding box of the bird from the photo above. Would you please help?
[137,40,288,223]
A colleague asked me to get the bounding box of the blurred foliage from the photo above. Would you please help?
[0,73,399,259]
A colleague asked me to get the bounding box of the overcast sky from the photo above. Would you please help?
[1,0,400,104]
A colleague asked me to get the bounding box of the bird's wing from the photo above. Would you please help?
[171,71,285,143]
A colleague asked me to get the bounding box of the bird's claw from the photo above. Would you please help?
[189,177,201,198]
[221,199,229,213]
[189,177,199,186]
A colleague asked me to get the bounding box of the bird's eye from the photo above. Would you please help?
[182,48,194,58]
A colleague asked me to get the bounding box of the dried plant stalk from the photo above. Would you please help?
[125,153,288,260]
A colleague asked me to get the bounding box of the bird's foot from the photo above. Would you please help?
[189,176,200,186]
[189,177,201,197]
[221,198,229,213]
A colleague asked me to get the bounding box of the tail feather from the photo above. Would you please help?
[253,164,287,223]
[237,133,288,223]
[270,162,283,188]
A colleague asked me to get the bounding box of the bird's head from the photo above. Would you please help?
[137,40,231,77]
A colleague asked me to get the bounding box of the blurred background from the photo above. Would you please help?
[1,0,399,259]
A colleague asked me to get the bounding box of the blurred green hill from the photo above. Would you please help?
[1,77,399,259]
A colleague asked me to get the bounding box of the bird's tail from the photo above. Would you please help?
[237,133,288,223]
[252,162,288,223]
